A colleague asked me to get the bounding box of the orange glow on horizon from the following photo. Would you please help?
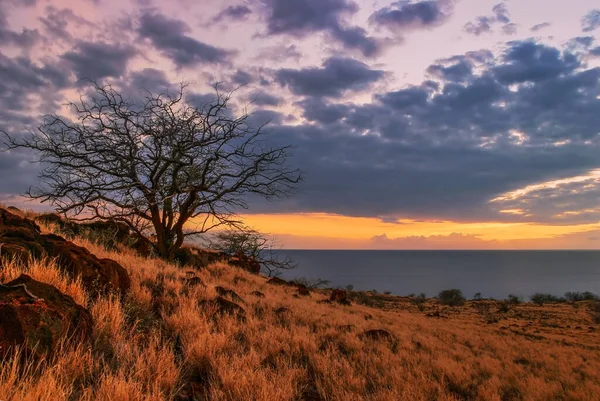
[229,212,600,247]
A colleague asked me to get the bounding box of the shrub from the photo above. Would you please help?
[565,291,598,302]
[438,289,465,306]
[472,292,482,301]
[292,277,331,290]
[506,294,522,305]
[530,293,566,306]
[411,293,427,311]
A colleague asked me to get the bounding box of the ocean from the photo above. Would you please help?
[275,250,600,299]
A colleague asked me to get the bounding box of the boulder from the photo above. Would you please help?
[0,274,93,359]
[296,284,311,296]
[39,234,130,296]
[214,286,244,303]
[227,251,261,274]
[360,329,396,342]
[330,289,351,305]
[200,296,246,322]
[175,247,227,268]
[0,209,130,296]
[266,277,290,286]
[250,291,265,298]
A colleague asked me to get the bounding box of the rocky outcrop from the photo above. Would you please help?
[0,208,130,296]
[200,296,246,322]
[227,251,261,275]
[214,286,244,303]
[330,289,351,305]
[175,247,227,269]
[0,274,93,359]
[35,213,152,257]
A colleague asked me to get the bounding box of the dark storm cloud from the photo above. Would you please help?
[0,7,41,48]
[591,47,600,57]
[492,41,580,84]
[275,56,385,97]
[246,38,600,223]
[213,5,252,23]
[231,70,253,85]
[248,91,283,107]
[530,22,551,32]
[61,41,136,80]
[581,9,600,32]
[256,0,384,57]
[426,56,474,82]
[370,0,452,31]
[138,12,235,67]
[464,3,516,36]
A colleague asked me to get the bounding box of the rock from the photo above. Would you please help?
[250,291,265,298]
[330,289,351,305]
[0,274,93,359]
[337,324,355,332]
[6,206,21,214]
[426,311,447,319]
[42,234,130,296]
[267,277,289,286]
[274,306,291,315]
[360,329,396,342]
[175,246,226,268]
[317,299,333,305]
[0,209,130,296]
[214,286,244,303]
[200,296,246,322]
[227,251,261,274]
[296,284,311,296]
[185,277,206,288]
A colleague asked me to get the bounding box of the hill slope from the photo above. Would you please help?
[1,211,599,400]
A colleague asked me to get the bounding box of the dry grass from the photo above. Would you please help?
[1,224,600,400]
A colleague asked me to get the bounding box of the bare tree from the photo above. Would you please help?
[2,81,301,260]
[207,228,296,277]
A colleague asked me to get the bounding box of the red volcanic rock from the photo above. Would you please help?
[0,274,93,359]
[175,247,227,268]
[296,284,311,296]
[0,209,130,296]
[360,329,396,342]
[42,234,130,296]
[267,276,289,286]
[214,286,244,303]
[330,289,350,305]
[200,296,246,322]
[228,251,261,274]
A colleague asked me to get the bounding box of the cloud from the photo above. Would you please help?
[138,12,235,67]
[530,22,551,32]
[581,9,600,32]
[245,38,600,223]
[275,56,385,97]
[213,5,252,23]
[0,6,41,48]
[256,0,384,57]
[248,91,283,107]
[463,2,516,36]
[61,41,136,80]
[370,0,453,32]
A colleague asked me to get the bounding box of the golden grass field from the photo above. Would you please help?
[1,219,600,400]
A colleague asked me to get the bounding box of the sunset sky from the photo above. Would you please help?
[1,0,600,249]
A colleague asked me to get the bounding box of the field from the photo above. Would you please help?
[1,220,600,401]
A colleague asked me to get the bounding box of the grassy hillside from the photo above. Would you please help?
[1,217,600,400]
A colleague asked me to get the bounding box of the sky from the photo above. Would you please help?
[1,0,600,249]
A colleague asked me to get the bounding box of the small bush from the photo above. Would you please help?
[589,301,600,324]
[438,289,465,306]
[472,292,482,301]
[565,291,598,302]
[506,294,521,305]
[412,293,427,311]
[530,293,566,306]
[292,277,331,290]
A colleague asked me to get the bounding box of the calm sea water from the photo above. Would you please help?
[276,250,600,299]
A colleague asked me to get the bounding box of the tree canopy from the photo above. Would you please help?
[3,82,301,260]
